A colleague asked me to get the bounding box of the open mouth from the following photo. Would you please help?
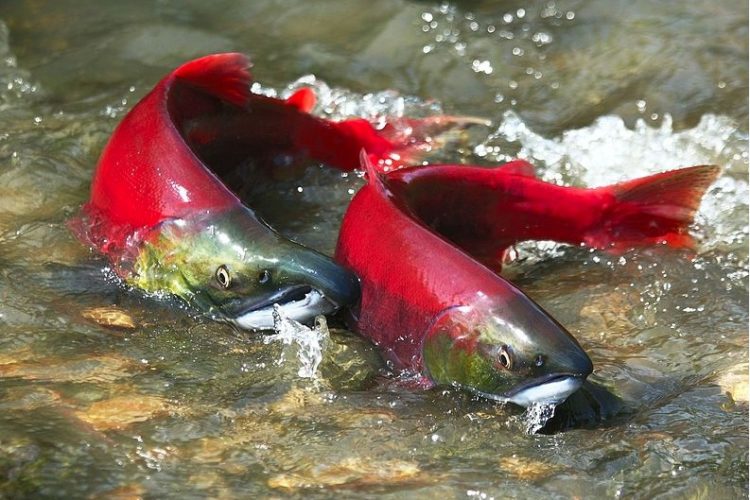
[473,373,586,408]
[228,285,336,331]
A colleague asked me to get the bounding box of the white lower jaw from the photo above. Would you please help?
[507,376,584,408]
[232,289,334,331]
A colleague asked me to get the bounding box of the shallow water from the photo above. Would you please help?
[0,0,747,498]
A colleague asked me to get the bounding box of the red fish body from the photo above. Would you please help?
[76,53,446,261]
[72,53,466,329]
[335,169,588,373]
[383,161,720,269]
[334,156,717,406]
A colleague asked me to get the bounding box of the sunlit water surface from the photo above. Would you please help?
[0,1,747,498]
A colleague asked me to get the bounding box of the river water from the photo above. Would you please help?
[0,1,747,498]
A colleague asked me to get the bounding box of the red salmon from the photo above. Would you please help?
[334,154,718,406]
[70,53,466,329]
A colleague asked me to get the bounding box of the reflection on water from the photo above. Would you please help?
[0,0,747,497]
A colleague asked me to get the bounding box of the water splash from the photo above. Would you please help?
[522,402,557,434]
[263,305,329,379]
[252,74,445,125]
[491,111,746,185]
[0,21,39,104]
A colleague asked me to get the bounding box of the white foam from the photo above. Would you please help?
[522,402,558,435]
[261,305,329,379]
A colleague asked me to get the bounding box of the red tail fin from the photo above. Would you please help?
[585,165,720,250]
[173,53,252,107]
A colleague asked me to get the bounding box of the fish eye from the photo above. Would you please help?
[258,269,271,284]
[498,345,512,370]
[535,354,545,367]
[215,265,231,289]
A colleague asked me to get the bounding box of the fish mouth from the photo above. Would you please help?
[473,373,586,408]
[225,284,336,331]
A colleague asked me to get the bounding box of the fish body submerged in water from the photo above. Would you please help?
[71,53,460,329]
[335,155,718,406]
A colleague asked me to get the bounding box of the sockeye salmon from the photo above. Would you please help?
[334,154,718,407]
[70,53,470,329]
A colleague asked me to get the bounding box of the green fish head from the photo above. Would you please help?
[422,297,593,407]
[131,208,359,330]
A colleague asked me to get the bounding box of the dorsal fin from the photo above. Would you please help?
[172,53,252,107]
[497,160,536,177]
[359,150,389,197]
[286,88,317,113]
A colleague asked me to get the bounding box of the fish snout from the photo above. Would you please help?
[545,334,594,380]
[506,333,593,407]
[282,247,360,311]
[308,258,360,311]
[229,253,359,331]
[557,343,593,379]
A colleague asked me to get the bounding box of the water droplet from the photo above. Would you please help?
[523,402,557,434]
[471,59,493,75]
[267,306,329,378]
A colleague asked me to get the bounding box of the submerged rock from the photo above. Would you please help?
[717,362,749,404]
[76,395,172,431]
[267,457,423,490]
[0,354,137,383]
[499,456,561,481]
[81,306,137,330]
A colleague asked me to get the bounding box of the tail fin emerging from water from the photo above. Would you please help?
[585,165,721,250]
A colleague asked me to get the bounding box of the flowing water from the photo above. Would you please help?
[0,0,747,498]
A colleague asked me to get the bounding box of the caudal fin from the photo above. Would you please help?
[585,165,721,250]
[173,53,252,107]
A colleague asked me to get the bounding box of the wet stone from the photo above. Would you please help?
[81,306,137,330]
[267,385,326,414]
[267,457,423,490]
[0,354,137,383]
[0,387,62,411]
[576,289,639,338]
[0,344,35,366]
[717,362,749,403]
[331,408,398,429]
[76,395,172,431]
[189,418,285,465]
[318,329,384,390]
[89,483,146,500]
[499,456,560,482]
